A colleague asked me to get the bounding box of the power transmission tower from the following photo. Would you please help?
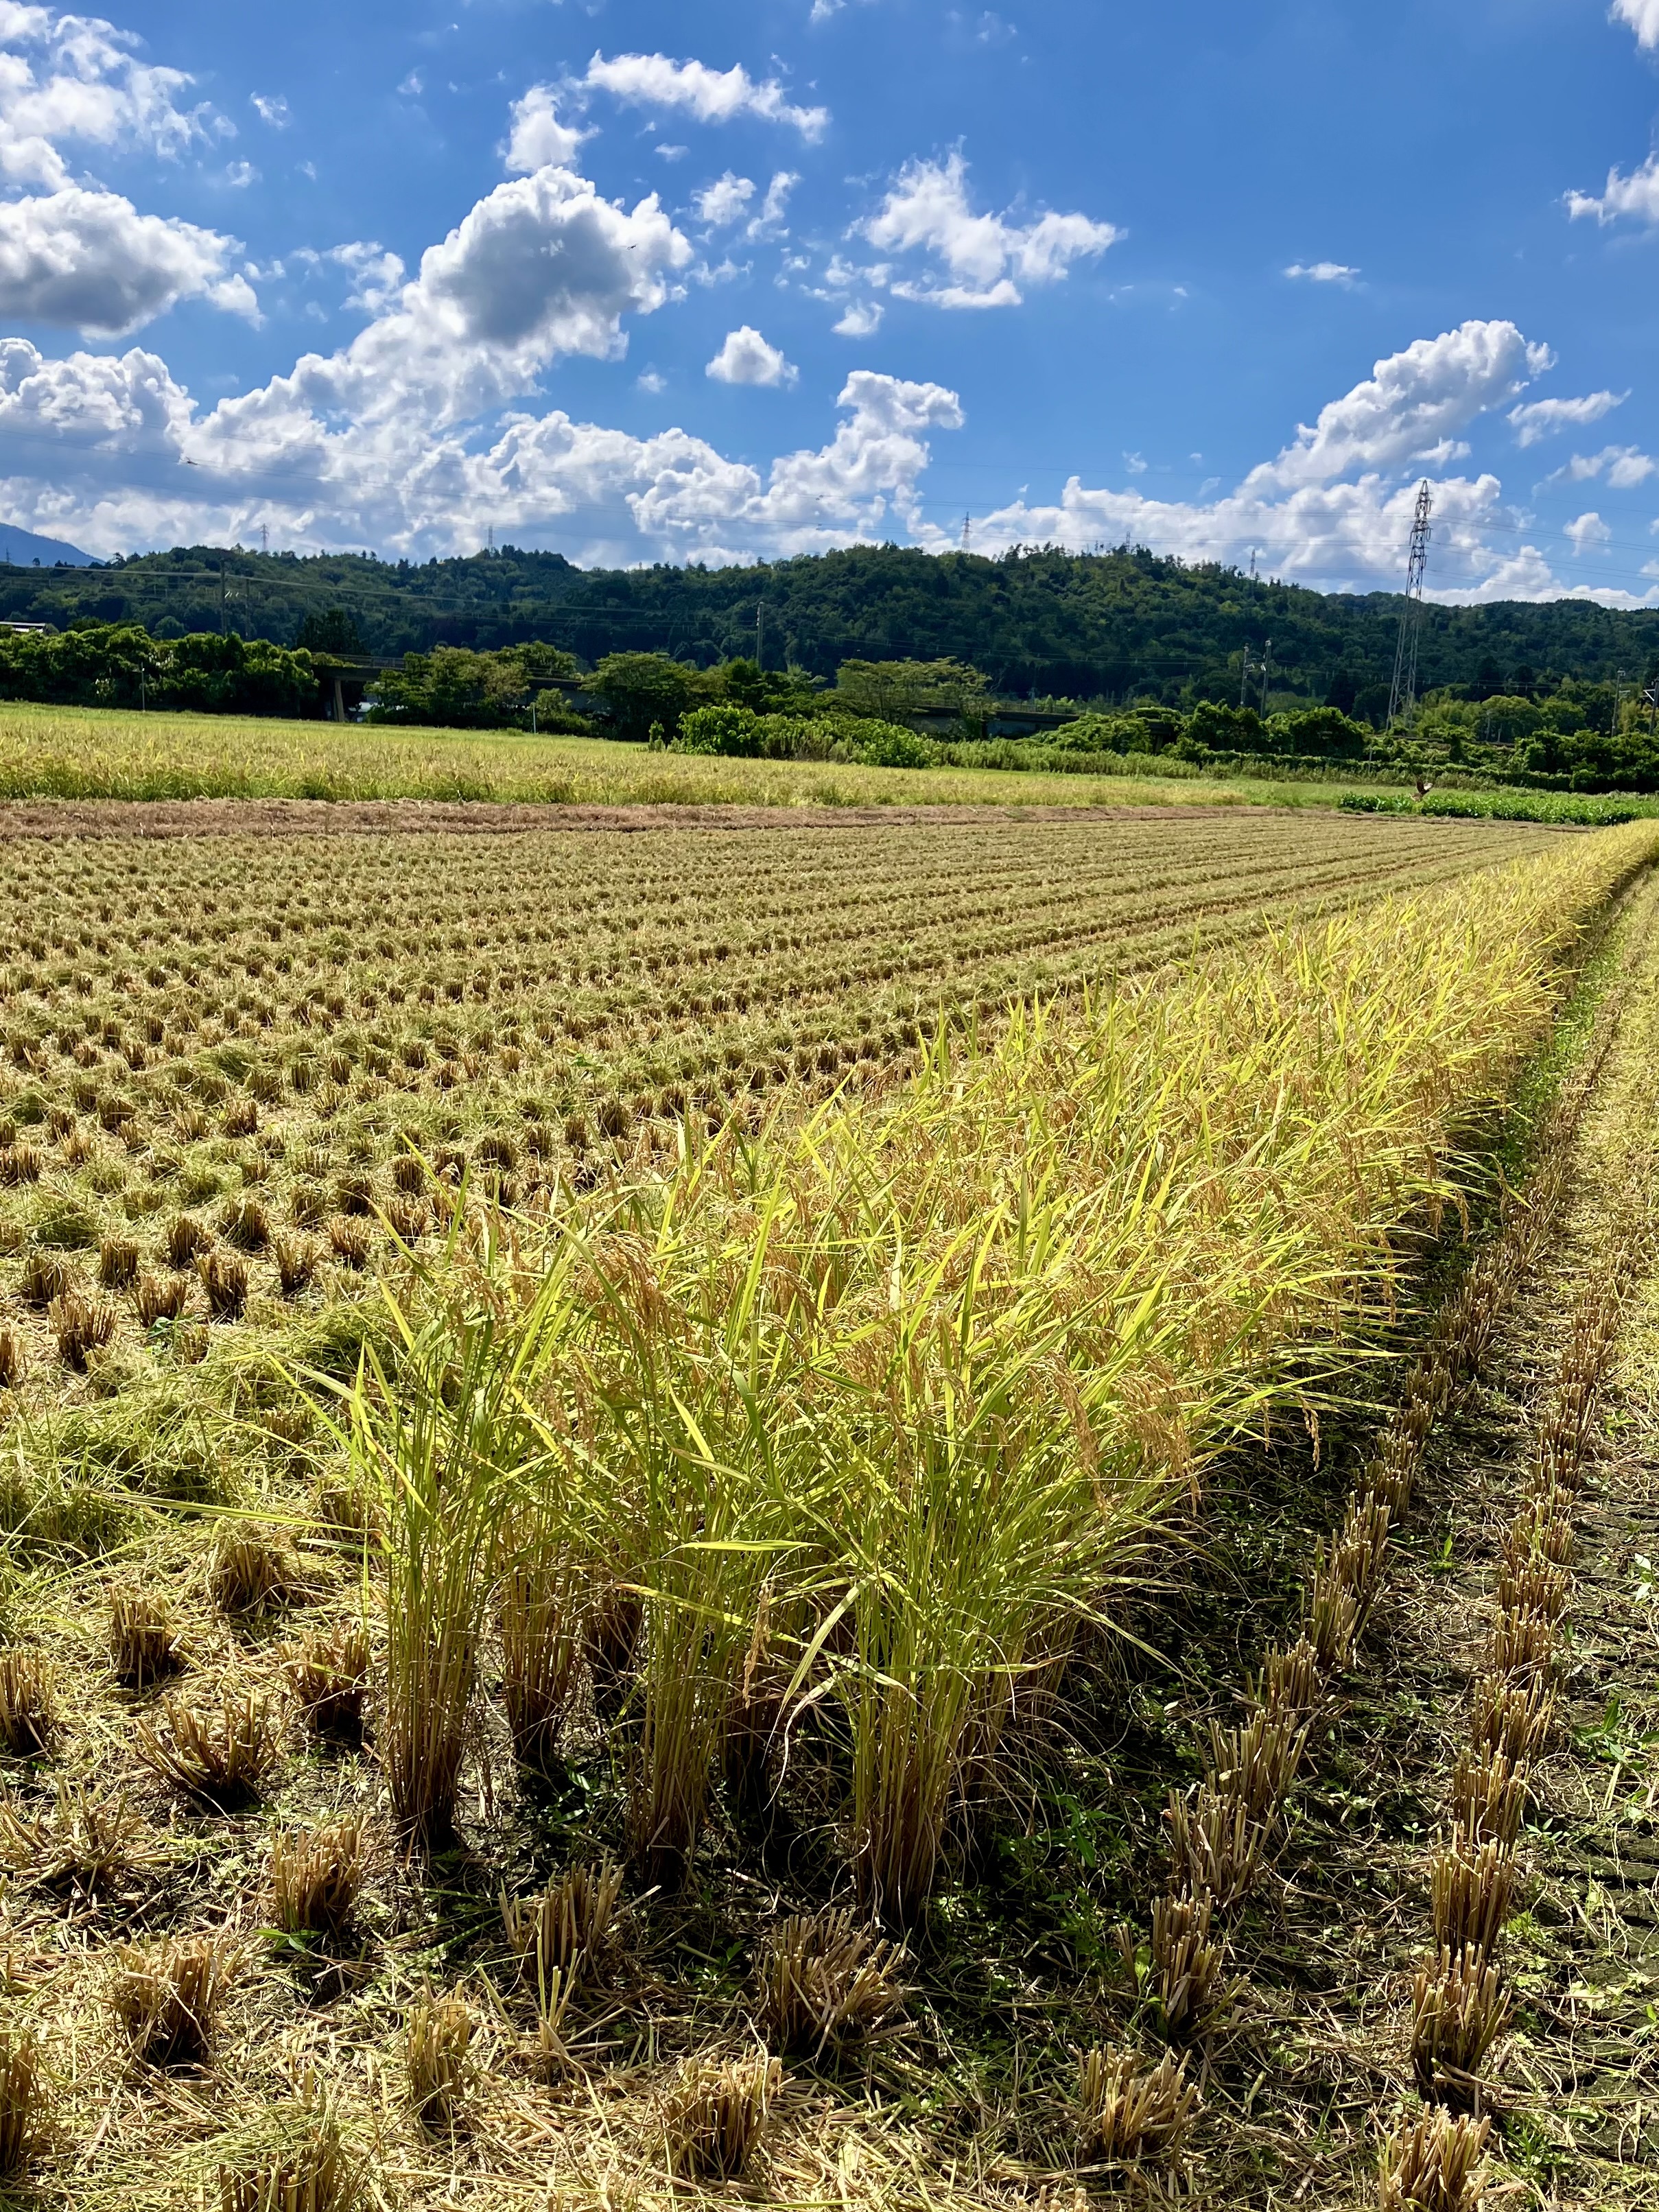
[1386,481,1434,730]
[961,513,972,552]
[259,522,268,552]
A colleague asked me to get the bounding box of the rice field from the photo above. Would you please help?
[0,699,1381,810]
[0,799,1654,2211]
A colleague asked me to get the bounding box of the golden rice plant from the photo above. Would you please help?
[497,1532,583,1776]
[1077,2045,1201,2169]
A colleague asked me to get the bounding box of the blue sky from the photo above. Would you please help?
[2,0,1659,598]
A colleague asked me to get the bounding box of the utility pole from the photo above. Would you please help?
[219,558,226,637]
[1387,481,1434,731]
[1240,642,1264,709]
[1260,636,1273,717]
[755,600,765,670]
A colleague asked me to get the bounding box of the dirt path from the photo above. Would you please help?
[0,796,1570,840]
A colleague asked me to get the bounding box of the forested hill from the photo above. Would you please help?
[8,541,1659,709]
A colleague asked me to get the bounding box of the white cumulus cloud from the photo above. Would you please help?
[706,323,797,386]
[863,151,1120,307]
[1553,443,1658,488]
[1567,154,1659,224]
[1565,510,1611,554]
[1612,1,1659,47]
[503,84,592,174]
[0,185,254,333]
[832,298,882,337]
[581,52,828,141]
[695,171,754,226]
[1509,390,1625,445]
[0,5,213,189]
[1244,320,1548,493]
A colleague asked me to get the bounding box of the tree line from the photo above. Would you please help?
[6,540,1659,710]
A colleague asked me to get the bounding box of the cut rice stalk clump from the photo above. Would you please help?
[209,1525,305,1618]
[1256,1636,1321,1721]
[1450,1750,1529,1851]
[0,1327,19,1392]
[1379,2108,1492,2211]
[1149,1887,1224,2038]
[405,1991,475,2130]
[0,1778,156,1893]
[1077,2045,1201,2169]
[97,1234,140,1289]
[285,1625,368,1737]
[273,1233,319,1297]
[1468,1672,1554,1767]
[0,1647,56,1755]
[1205,1708,1308,1827]
[49,1291,116,1371]
[108,1587,185,1688]
[1165,1783,1262,1910]
[216,2093,355,2212]
[108,1932,242,2066]
[270,1817,364,1940]
[1430,1833,1516,1963]
[0,2030,47,2180]
[198,1248,250,1319]
[19,1249,71,1308]
[757,1907,907,2056]
[135,1689,281,1807]
[134,1272,189,1328]
[663,2050,781,2180]
[501,1858,624,1994]
[1411,1950,1511,2104]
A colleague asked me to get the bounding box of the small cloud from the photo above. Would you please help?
[398,71,424,97]
[504,85,593,173]
[1509,390,1626,447]
[1284,261,1358,285]
[1565,510,1611,555]
[655,143,690,162]
[251,94,290,129]
[223,161,259,188]
[637,368,667,393]
[749,169,798,237]
[1124,451,1147,474]
[706,323,798,386]
[696,172,755,226]
[832,298,882,336]
[298,160,318,181]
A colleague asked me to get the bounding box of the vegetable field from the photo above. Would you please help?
[0,799,1656,2211]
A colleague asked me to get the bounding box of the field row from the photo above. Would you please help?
[0,813,1551,1389]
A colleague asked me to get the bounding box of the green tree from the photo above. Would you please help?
[832,657,991,727]
[581,652,703,742]
[297,607,365,655]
